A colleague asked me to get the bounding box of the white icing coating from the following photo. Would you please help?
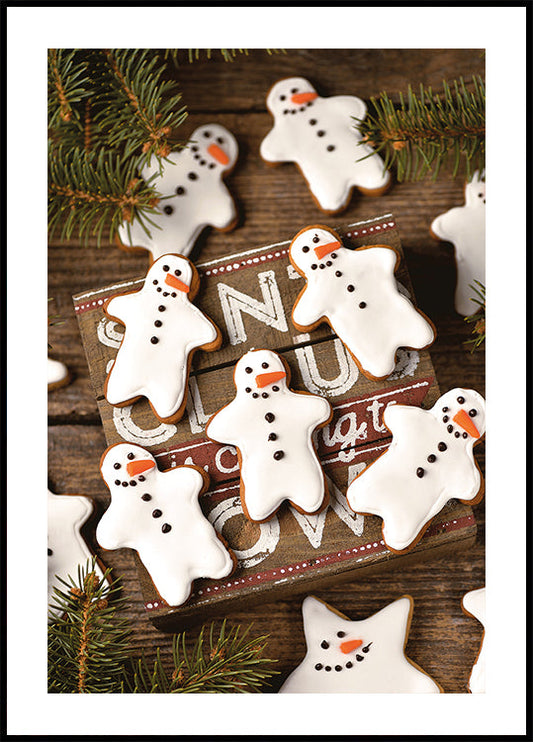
[118,123,239,261]
[206,349,332,522]
[290,225,435,379]
[47,357,69,387]
[347,387,486,552]
[48,490,106,621]
[279,595,441,693]
[104,254,220,422]
[462,586,486,693]
[97,443,234,606]
[260,77,390,212]
[430,171,485,316]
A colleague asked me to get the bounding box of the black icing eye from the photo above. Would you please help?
[320,640,329,649]
[127,452,135,460]
[312,235,320,243]
[162,265,169,272]
[442,406,449,412]
[457,396,465,404]
[337,631,346,638]
[469,409,477,417]
[217,137,224,144]
[302,246,310,253]
[245,367,253,374]
[174,269,182,276]
[291,87,298,94]
[203,130,211,138]
[163,205,174,215]
[114,463,121,469]
[262,362,269,369]
[279,94,286,101]
[479,192,484,198]
[176,186,185,195]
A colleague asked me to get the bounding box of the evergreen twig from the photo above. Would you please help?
[464,280,486,351]
[129,619,279,693]
[356,76,485,181]
[48,560,131,693]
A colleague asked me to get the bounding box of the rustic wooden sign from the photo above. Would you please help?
[73,213,477,631]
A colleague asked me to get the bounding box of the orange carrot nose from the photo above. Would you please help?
[126,459,155,477]
[452,408,480,439]
[339,638,363,654]
[165,273,190,293]
[255,371,286,389]
[314,241,341,261]
[291,91,318,105]
[208,143,230,166]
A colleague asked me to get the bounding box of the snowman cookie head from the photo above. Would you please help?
[100,443,158,491]
[301,596,373,673]
[464,170,486,209]
[145,254,195,299]
[185,123,238,174]
[435,387,486,445]
[233,348,289,400]
[289,224,344,276]
[265,76,319,117]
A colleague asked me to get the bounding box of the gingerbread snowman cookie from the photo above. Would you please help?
[347,387,486,553]
[462,586,486,693]
[97,443,236,607]
[104,253,221,423]
[48,489,106,621]
[206,348,332,523]
[118,123,239,262]
[260,77,390,213]
[430,170,485,316]
[279,595,441,693]
[289,224,436,380]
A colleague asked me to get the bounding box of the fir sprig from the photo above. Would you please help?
[129,620,278,693]
[48,144,162,245]
[48,561,131,693]
[464,280,486,351]
[356,76,485,181]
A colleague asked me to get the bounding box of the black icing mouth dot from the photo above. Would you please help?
[188,172,198,180]
[163,205,174,215]
[176,186,185,195]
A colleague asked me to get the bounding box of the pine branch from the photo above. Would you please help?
[165,48,285,65]
[48,144,163,246]
[48,49,91,132]
[464,280,486,351]
[128,620,279,693]
[48,560,131,693]
[357,76,485,181]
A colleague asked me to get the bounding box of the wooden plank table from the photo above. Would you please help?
[48,48,485,694]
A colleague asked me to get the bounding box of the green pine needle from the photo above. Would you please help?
[464,280,486,351]
[128,620,279,693]
[356,76,485,181]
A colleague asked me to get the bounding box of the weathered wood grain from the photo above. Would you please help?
[48,49,485,693]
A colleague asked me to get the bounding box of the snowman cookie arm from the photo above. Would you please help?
[104,292,136,326]
[328,94,367,125]
[260,126,291,163]
[430,207,463,243]
[292,285,328,330]
[382,401,428,437]
[205,401,244,447]
[207,183,238,230]
[96,503,130,551]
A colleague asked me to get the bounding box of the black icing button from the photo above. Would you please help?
[327,145,335,152]
[273,450,284,460]
[158,305,166,312]
[347,284,355,292]
[438,442,447,452]
[152,509,162,518]
[416,467,425,478]
[268,433,277,441]
[317,130,325,137]
[154,320,162,328]
[359,302,367,309]
[176,186,185,195]
[150,336,159,344]
[443,416,449,423]
[188,172,198,180]
[141,493,152,501]
[265,412,275,423]
[335,271,342,277]
[161,523,172,534]
[427,454,437,463]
